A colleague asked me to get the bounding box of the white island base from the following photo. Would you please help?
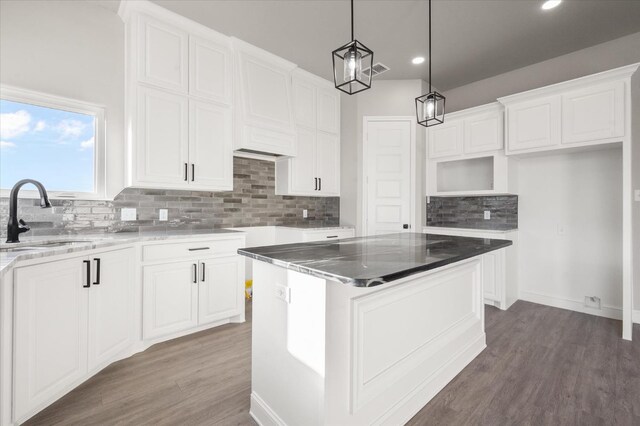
[249,257,486,426]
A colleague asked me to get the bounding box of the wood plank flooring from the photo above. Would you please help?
[26,301,640,426]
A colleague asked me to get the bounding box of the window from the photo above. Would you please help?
[0,86,105,199]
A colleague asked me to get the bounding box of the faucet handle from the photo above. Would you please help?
[18,219,30,234]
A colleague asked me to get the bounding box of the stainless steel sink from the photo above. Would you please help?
[1,240,91,252]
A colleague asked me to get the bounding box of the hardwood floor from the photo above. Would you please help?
[26,300,640,426]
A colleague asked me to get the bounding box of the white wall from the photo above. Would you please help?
[632,71,640,314]
[443,32,640,112]
[518,147,623,318]
[340,79,427,235]
[0,0,125,198]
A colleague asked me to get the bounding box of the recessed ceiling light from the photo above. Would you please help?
[412,56,425,65]
[541,0,561,10]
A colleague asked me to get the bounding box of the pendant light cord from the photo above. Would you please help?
[351,0,355,41]
[428,0,432,93]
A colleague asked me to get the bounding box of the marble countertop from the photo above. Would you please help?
[276,225,354,231]
[423,225,518,234]
[238,232,512,287]
[0,229,243,278]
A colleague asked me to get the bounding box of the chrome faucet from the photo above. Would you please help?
[6,179,52,243]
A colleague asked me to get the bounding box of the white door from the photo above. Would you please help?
[506,96,561,153]
[14,258,89,422]
[464,111,503,154]
[561,81,624,145]
[198,256,244,325]
[290,126,317,194]
[138,15,188,92]
[428,120,463,159]
[365,120,412,236]
[189,100,233,190]
[143,261,199,339]
[87,248,135,372]
[317,88,340,134]
[316,131,340,196]
[136,86,189,186]
[189,35,232,104]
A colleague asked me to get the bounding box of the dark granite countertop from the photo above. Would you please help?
[426,223,518,232]
[238,232,512,287]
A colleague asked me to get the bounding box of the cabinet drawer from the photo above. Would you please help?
[143,238,243,262]
[302,229,355,242]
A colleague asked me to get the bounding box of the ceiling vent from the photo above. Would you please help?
[363,62,390,78]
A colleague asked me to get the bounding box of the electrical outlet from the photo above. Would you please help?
[275,284,290,303]
[303,209,308,219]
[584,296,601,310]
[484,210,491,220]
[159,209,168,221]
[635,189,640,202]
[121,208,137,221]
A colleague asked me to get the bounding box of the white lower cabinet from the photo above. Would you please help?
[198,256,244,325]
[13,247,134,423]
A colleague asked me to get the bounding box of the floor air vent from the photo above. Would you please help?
[363,62,390,78]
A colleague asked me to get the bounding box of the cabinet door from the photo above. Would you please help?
[292,76,316,128]
[289,126,317,194]
[136,86,189,186]
[14,258,89,422]
[198,256,244,325]
[464,112,503,154]
[87,248,135,372]
[562,81,624,145]
[189,100,233,190]
[428,121,463,159]
[189,35,232,104]
[138,15,188,92]
[316,131,340,196]
[143,261,199,339]
[506,96,560,153]
[317,88,340,134]
[482,250,504,303]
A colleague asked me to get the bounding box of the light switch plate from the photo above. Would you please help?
[303,209,308,218]
[121,208,136,221]
[159,209,168,221]
[484,210,491,220]
[275,284,290,303]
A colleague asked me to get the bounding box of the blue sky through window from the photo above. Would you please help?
[0,99,95,192]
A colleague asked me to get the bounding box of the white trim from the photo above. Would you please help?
[362,116,417,236]
[633,310,640,325]
[519,290,623,321]
[233,151,277,163]
[250,392,287,426]
[0,85,107,200]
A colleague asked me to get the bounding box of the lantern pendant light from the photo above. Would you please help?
[415,0,445,127]
[332,0,374,95]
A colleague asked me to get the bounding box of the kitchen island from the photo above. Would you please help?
[239,233,512,426]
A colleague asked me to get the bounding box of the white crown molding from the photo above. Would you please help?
[443,101,503,121]
[497,62,640,105]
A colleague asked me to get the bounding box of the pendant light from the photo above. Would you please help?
[332,0,373,95]
[415,0,445,127]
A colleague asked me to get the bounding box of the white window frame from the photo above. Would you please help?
[0,85,107,200]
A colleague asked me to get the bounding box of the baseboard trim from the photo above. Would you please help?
[633,310,640,325]
[250,392,286,426]
[519,290,622,320]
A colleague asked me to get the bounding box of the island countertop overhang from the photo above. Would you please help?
[238,232,512,287]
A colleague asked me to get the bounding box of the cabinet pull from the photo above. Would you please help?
[93,258,101,285]
[326,235,338,239]
[315,178,318,191]
[318,178,322,191]
[191,164,195,182]
[83,260,91,288]
[184,163,188,181]
[201,262,206,282]
[192,263,198,284]
[188,247,210,251]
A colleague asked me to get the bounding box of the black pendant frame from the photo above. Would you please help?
[332,39,374,95]
[415,91,446,127]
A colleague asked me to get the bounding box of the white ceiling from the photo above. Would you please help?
[144,0,640,90]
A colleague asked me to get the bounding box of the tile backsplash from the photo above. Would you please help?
[426,195,518,230]
[0,157,339,237]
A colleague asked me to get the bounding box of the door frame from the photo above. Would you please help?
[362,116,418,236]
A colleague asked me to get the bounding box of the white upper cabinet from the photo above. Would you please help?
[233,38,297,156]
[464,110,503,154]
[317,88,340,134]
[428,121,463,159]
[138,15,188,93]
[505,95,561,154]
[277,69,341,197]
[561,81,624,145]
[189,35,233,104]
[499,65,636,155]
